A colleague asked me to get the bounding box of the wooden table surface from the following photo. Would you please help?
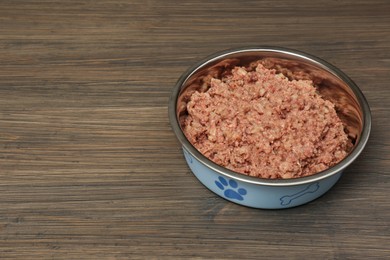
[0,1,389,259]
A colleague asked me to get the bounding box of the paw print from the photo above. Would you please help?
[215,176,247,201]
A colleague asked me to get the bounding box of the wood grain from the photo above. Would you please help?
[0,0,389,259]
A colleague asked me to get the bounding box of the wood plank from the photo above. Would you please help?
[0,0,389,259]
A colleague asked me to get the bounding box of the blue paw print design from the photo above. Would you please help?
[215,176,247,201]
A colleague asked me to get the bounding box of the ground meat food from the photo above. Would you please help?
[182,63,352,179]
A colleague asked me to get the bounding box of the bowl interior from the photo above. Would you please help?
[170,47,371,185]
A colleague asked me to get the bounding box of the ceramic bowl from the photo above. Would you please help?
[168,47,371,209]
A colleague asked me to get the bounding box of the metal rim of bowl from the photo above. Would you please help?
[168,46,372,187]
